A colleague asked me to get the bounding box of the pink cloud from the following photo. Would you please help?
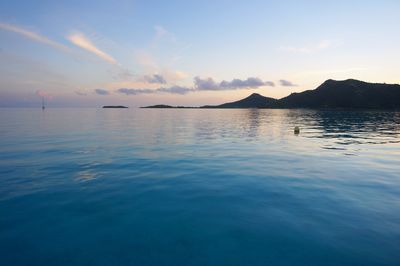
[36,90,53,100]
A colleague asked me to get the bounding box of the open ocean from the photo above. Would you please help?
[1,108,400,266]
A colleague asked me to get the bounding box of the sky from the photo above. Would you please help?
[0,0,399,107]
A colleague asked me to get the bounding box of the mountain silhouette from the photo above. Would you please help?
[141,79,400,109]
[273,79,400,108]
[202,93,277,108]
[142,104,174,108]
[103,105,128,108]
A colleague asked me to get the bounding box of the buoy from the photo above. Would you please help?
[294,126,300,134]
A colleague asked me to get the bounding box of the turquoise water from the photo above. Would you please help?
[1,108,400,265]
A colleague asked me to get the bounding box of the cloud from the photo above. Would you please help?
[0,22,121,66]
[160,70,188,84]
[194,77,274,90]
[117,88,154,95]
[154,25,176,43]
[316,40,332,50]
[95,89,110,95]
[0,22,70,52]
[279,80,297,87]
[75,90,87,96]
[157,86,193,95]
[144,74,167,84]
[117,86,193,95]
[279,40,336,54]
[135,50,157,69]
[114,76,274,96]
[173,71,187,80]
[264,81,275,86]
[220,77,270,89]
[36,90,53,99]
[133,48,188,85]
[114,68,135,80]
[193,77,219,90]
[67,32,117,64]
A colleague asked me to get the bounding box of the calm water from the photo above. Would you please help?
[1,108,400,265]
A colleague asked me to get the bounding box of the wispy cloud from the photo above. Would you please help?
[75,90,88,96]
[135,50,158,69]
[0,22,121,67]
[157,86,193,94]
[112,68,135,80]
[194,77,275,90]
[67,32,117,64]
[36,90,53,100]
[144,74,167,84]
[279,40,338,54]
[133,50,187,83]
[113,76,274,96]
[154,25,176,43]
[0,22,70,52]
[95,89,110,95]
[118,86,193,95]
[117,88,154,95]
[279,80,298,87]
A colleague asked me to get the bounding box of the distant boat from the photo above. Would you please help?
[42,97,45,110]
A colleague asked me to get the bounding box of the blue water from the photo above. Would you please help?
[1,108,400,265]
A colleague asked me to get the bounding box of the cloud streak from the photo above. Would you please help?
[144,74,167,84]
[95,89,110,95]
[113,77,274,96]
[279,80,297,87]
[157,86,193,94]
[118,86,193,95]
[75,90,87,96]
[67,32,117,64]
[117,88,155,95]
[36,90,53,100]
[154,25,176,43]
[0,22,70,52]
[194,77,274,90]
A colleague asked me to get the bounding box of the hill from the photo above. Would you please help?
[273,79,400,109]
[141,79,400,109]
[201,93,277,108]
[103,106,128,108]
[141,104,174,108]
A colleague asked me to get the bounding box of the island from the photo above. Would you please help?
[142,104,196,109]
[142,79,400,109]
[102,106,128,108]
[142,104,173,108]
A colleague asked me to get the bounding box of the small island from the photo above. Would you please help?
[102,106,128,108]
[141,104,173,108]
[141,104,195,109]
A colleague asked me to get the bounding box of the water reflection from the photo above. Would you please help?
[309,110,400,145]
[188,109,400,147]
[1,108,400,265]
[242,109,261,138]
[1,108,400,192]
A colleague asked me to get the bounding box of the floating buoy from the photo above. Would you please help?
[294,126,300,134]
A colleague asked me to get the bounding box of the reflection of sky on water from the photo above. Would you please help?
[2,108,400,193]
[1,108,400,265]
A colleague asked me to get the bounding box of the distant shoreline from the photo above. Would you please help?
[103,106,128,108]
[141,106,400,111]
[141,79,400,110]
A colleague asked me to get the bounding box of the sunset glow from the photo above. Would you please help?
[1,0,399,108]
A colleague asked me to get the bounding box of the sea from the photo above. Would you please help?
[0,108,399,265]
